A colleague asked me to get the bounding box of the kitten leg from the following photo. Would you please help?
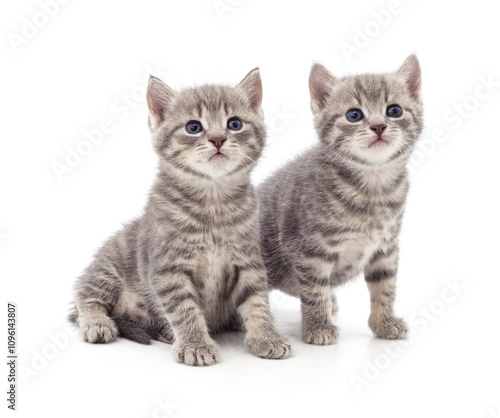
[226,314,245,332]
[230,265,291,359]
[77,301,119,344]
[331,289,339,315]
[112,316,153,345]
[153,266,219,366]
[74,269,121,344]
[297,263,339,345]
[365,247,408,339]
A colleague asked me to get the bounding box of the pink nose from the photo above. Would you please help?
[370,124,387,137]
[209,137,226,150]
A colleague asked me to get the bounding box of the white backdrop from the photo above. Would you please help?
[1,1,499,417]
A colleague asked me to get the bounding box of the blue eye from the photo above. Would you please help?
[227,117,242,131]
[346,109,364,122]
[387,105,403,118]
[186,121,203,134]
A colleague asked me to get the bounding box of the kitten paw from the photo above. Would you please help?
[173,341,219,366]
[159,323,175,344]
[369,317,409,340]
[245,334,292,359]
[81,318,118,344]
[303,324,339,345]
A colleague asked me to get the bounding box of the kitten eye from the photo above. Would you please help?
[387,105,403,118]
[186,121,203,134]
[346,109,364,122]
[227,117,242,131]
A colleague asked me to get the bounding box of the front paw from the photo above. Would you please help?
[245,333,292,359]
[302,323,339,345]
[81,318,118,344]
[369,316,409,340]
[173,340,219,366]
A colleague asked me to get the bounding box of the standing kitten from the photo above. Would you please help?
[258,56,423,344]
[70,69,291,365]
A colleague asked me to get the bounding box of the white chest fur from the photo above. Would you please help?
[193,240,234,329]
[335,225,392,277]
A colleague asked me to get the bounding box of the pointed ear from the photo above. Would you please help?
[147,76,176,129]
[396,54,422,101]
[309,63,339,113]
[236,68,263,112]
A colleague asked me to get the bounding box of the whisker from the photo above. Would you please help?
[237,150,256,164]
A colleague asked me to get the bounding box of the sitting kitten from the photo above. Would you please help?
[258,56,423,344]
[70,69,292,365]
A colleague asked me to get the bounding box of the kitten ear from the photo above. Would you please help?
[147,75,176,129]
[236,68,263,112]
[309,63,339,113]
[396,54,422,101]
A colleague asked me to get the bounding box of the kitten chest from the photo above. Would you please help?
[193,238,237,329]
[333,225,394,276]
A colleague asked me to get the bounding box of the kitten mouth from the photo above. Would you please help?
[369,137,388,147]
[209,152,227,161]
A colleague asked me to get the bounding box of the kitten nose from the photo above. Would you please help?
[209,137,226,150]
[370,124,387,137]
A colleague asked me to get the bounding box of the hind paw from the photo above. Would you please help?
[159,323,175,344]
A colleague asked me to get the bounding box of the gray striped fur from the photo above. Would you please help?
[258,55,423,344]
[70,69,291,365]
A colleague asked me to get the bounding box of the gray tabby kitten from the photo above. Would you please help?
[70,69,292,366]
[258,55,423,345]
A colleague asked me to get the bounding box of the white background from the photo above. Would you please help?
[1,0,500,417]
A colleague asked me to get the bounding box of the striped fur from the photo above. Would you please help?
[258,56,424,344]
[70,69,291,366]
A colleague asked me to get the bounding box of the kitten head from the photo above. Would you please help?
[309,55,423,165]
[146,69,265,179]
